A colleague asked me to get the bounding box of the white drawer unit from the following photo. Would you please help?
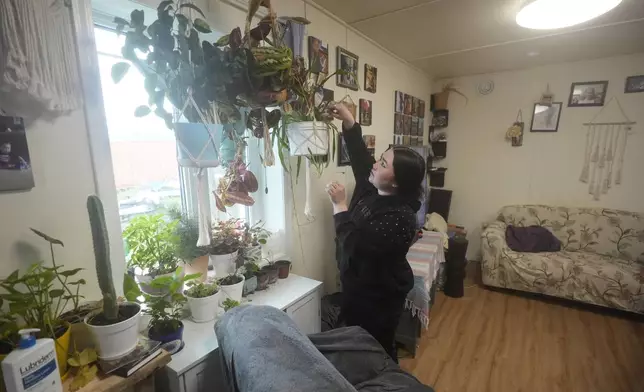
[159,274,323,392]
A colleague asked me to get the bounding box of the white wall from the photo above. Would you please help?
[439,53,644,259]
[0,111,103,301]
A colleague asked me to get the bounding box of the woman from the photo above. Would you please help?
[327,103,426,361]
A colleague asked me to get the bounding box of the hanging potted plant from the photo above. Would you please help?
[170,210,210,282]
[242,262,260,296]
[184,278,220,323]
[122,214,181,295]
[218,271,245,304]
[209,218,243,279]
[84,196,142,360]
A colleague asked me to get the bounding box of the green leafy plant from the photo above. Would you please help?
[123,214,180,276]
[210,218,243,255]
[168,209,209,262]
[144,267,200,335]
[184,279,218,299]
[242,262,260,280]
[222,298,240,312]
[241,220,271,247]
[0,230,86,336]
[67,348,98,392]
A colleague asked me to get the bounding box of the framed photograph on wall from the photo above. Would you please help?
[395,91,405,113]
[337,134,351,166]
[568,81,608,107]
[308,36,329,76]
[403,115,411,135]
[336,47,359,90]
[364,64,377,93]
[530,102,563,132]
[625,75,644,93]
[359,99,372,126]
[394,114,403,135]
[0,115,34,191]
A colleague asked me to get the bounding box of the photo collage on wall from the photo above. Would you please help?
[393,91,425,146]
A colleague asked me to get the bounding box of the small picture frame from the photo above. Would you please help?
[530,102,562,132]
[395,91,405,113]
[568,81,608,107]
[394,114,403,135]
[625,75,644,94]
[336,47,359,91]
[337,135,351,166]
[308,36,329,76]
[364,64,377,93]
[432,110,449,128]
[359,99,372,126]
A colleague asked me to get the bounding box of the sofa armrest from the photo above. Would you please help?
[480,221,509,277]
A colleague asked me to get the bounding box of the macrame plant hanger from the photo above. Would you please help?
[175,89,223,247]
[579,97,636,201]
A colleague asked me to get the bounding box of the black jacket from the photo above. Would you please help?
[334,123,417,312]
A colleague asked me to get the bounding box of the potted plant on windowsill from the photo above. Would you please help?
[184,279,220,323]
[240,221,271,264]
[218,272,245,304]
[209,218,243,279]
[274,260,292,279]
[242,262,260,296]
[261,261,279,285]
[123,214,181,295]
[84,196,142,360]
[170,210,210,282]
[143,267,200,347]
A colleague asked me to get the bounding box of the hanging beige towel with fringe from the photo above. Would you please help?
[0,0,82,118]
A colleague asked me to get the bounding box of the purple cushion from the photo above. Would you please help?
[506,225,561,253]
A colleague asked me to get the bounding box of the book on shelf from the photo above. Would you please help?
[98,337,162,377]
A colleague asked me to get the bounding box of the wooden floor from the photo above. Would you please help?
[400,268,644,392]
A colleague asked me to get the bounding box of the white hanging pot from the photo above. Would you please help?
[186,290,222,323]
[219,275,245,304]
[209,251,239,279]
[174,122,223,168]
[286,121,329,156]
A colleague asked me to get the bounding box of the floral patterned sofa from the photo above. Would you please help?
[481,205,644,314]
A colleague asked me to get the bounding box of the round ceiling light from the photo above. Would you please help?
[516,0,623,30]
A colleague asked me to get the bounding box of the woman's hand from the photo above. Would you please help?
[330,103,355,130]
[326,181,348,214]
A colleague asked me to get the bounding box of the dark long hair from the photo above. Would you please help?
[391,146,426,201]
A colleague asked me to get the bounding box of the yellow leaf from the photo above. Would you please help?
[67,357,81,367]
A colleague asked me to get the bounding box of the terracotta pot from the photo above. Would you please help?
[185,255,209,282]
[275,260,291,279]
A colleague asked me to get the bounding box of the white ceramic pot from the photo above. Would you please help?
[186,290,221,323]
[84,303,142,360]
[220,275,245,304]
[286,121,329,156]
[135,267,185,296]
[210,251,238,279]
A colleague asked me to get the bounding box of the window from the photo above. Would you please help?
[94,25,287,257]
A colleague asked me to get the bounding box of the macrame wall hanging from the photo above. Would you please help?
[174,92,223,247]
[0,0,82,118]
[579,97,636,201]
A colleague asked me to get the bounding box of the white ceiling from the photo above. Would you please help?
[313,0,644,79]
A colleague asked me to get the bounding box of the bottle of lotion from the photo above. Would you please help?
[1,328,62,392]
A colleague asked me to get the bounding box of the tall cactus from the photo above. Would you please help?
[87,195,118,322]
